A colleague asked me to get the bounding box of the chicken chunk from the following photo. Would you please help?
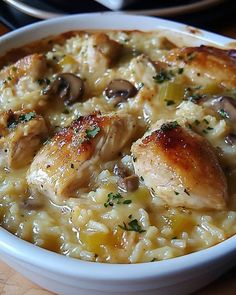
[131,120,228,210]
[27,113,141,203]
[87,33,122,76]
[161,46,236,89]
[0,53,47,84]
[0,110,49,169]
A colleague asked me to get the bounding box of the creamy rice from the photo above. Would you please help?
[0,30,235,263]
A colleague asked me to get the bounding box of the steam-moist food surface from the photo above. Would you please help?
[0,30,236,263]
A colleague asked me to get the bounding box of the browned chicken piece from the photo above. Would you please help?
[0,110,49,169]
[27,113,141,203]
[131,120,228,210]
[0,53,48,83]
[161,45,236,89]
[87,33,122,75]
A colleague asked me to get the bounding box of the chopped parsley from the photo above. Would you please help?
[153,67,184,84]
[104,193,132,207]
[203,118,209,124]
[194,119,200,125]
[123,199,132,205]
[187,94,202,103]
[174,191,179,195]
[206,126,214,130]
[85,126,100,139]
[153,69,174,84]
[19,112,36,123]
[218,109,228,119]
[119,219,146,233]
[160,121,180,132]
[8,111,36,129]
[104,193,122,207]
[151,258,158,262]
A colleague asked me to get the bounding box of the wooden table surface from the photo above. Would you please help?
[0,12,236,295]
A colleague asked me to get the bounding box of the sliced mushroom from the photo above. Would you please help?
[114,163,131,178]
[105,79,137,106]
[114,163,139,192]
[225,133,236,146]
[45,73,84,105]
[118,174,139,192]
[211,96,236,122]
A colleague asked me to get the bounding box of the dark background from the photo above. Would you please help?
[0,0,236,38]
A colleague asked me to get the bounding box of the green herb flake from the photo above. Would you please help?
[123,200,132,205]
[151,258,158,262]
[203,118,209,125]
[160,121,180,132]
[19,112,36,123]
[187,94,202,103]
[194,119,200,125]
[118,219,146,233]
[174,191,179,195]
[218,109,228,119]
[85,126,100,139]
[153,69,174,84]
[104,192,123,207]
[206,126,214,130]
[178,68,184,74]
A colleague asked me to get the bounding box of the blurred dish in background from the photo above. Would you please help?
[2,0,225,19]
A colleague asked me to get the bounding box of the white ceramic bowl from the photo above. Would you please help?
[0,13,236,295]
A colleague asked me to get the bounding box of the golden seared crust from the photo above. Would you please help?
[0,54,47,83]
[27,113,141,203]
[132,121,228,210]
[0,110,49,169]
[162,45,236,89]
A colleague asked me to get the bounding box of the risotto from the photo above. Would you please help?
[0,30,235,263]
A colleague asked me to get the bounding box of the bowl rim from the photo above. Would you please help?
[0,12,235,283]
